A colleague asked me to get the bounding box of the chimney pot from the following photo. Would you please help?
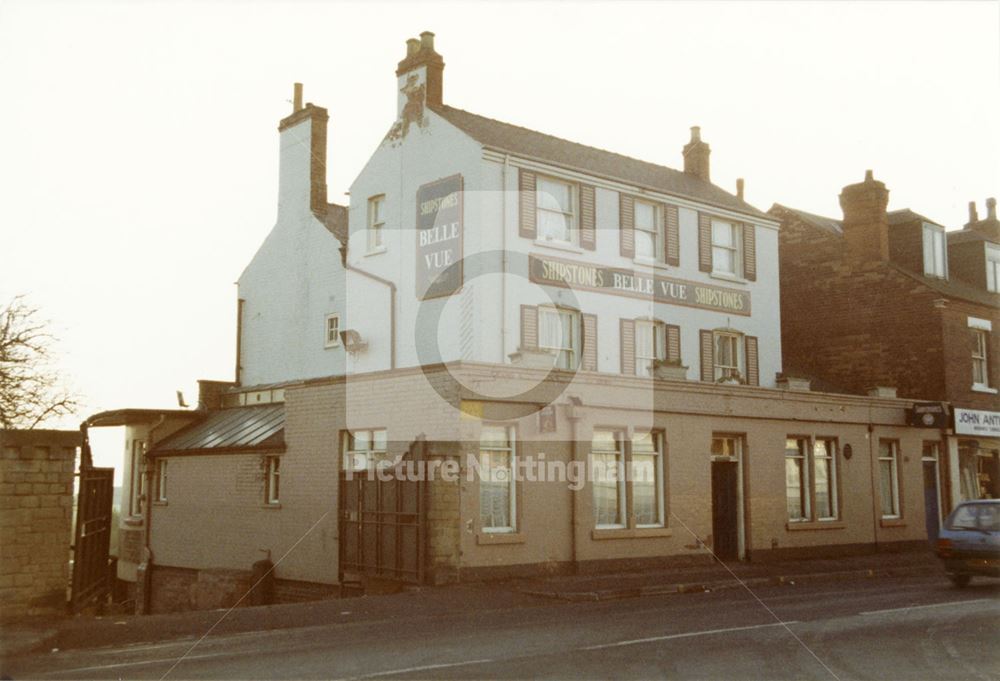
[736,178,745,201]
[988,197,997,220]
[406,38,420,57]
[864,169,874,182]
[420,31,435,51]
[293,83,303,113]
[690,126,701,142]
[968,201,979,224]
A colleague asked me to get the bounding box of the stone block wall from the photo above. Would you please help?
[0,429,79,616]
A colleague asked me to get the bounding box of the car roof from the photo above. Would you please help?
[956,499,1000,506]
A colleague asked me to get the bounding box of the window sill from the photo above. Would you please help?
[123,515,144,527]
[262,502,282,510]
[152,500,168,507]
[971,384,998,394]
[533,239,582,254]
[477,532,524,545]
[364,247,387,257]
[324,343,341,350]
[709,272,748,286]
[879,517,905,528]
[632,257,671,272]
[591,527,672,540]
[785,520,845,531]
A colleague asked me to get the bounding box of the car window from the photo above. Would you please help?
[948,505,980,530]
[979,505,1000,531]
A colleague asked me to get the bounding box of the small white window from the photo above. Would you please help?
[713,331,744,382]
[711,219,741,277]
[591,430,626,529]
[479,425,516,533]
[972,328,990,388]
[813,439,838,521]
[325,314,340,348]
[634,200,661,261]
[368,195,386,253]
[539,307,580,370]
[343,429,389,471]
[986,244,1000,293]
[536,177,576,244]
[631,432,665,528]
[878,440,900,519]
[634,320,666,377]
[154,459,167,502]
[922,223,947,279]
[265,456,280,505]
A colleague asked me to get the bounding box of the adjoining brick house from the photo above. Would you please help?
[97,33,941,613]
[771,174,1000,541]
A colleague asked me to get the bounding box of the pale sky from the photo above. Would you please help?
[1,1,998,471]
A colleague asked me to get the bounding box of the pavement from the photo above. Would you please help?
[0,548,943,666]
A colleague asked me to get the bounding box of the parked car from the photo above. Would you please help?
[935,499,1000,587]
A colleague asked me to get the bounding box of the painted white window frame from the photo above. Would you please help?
[592,430,627,529]
[367,195,386,253]
[129,439,144,517]
[479,425,517,534]
[154,458,167,503]
[633,199,662,262]
[265,456,280,505]
[713,330,745,382]
[972,328,990,388]
[538,306,580,370]
[785,437,810,522]
[921,223,948,279]
[631,431,665,528]
[987,244,1000,293]
[878,440,901,519]
[325,313,341,348]
[343,429,389,472]
[711,218,742,277]
[535,175,577,246]
[634,319,666,377]
[813,438,839,521]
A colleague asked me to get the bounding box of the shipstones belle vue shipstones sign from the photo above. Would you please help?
[415,174,463,300]
[529,254,752,315]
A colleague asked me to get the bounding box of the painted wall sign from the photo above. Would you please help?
[907,402,949,428]
[528,254,752,316]
[954,408,1000,437]
[416,174,463,300]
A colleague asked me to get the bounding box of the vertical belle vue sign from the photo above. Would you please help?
[416,174,464,300]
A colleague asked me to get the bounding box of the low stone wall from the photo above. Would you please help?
[150,564,338,613]
[0,429,79,616]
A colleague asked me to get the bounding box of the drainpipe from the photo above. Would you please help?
[138,414,166,614]
[340,245,397,370]
[867,416,879,552]
[565,397,583,574]
[501,154,509,360]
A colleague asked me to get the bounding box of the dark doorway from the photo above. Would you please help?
[923,459,941,543]
[71,466,114,612]
[711,460,739,561]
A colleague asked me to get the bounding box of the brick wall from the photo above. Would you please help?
[0,430,79,615]
[941,300,1000,409]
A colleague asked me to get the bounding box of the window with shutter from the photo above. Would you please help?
[518,169,537,239]
[698,213,713,272]
[520,305,538,351]
[620,319,636,375]
[745,336,759,386]
[742,224,757,281]
[580,184,596,251]
[665,204,680,266]
[582,314,598,371]
[665,325,681,363]
[620,194,635,258]
[634,320,666,377]
[699,330,714,382]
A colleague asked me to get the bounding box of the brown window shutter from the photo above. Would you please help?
[580,184,596,251]
[582,313,598,371]
[665,324,681,363]
[519,169,537,239]
[520,305,538,351]
[745,336,759,386]
[664,204,680,266]
[700,329,714,382]
[620,319,635,375]
[620,194,635,258]
[698,212,713,272]
[742,224,756,281]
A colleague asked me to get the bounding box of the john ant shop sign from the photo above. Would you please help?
[529,254,752,315]
[416,175,463,300]
[954,408,1000,438]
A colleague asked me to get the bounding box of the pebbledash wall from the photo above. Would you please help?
[136,32,941,611]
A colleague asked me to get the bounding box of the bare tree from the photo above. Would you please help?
[0,295,79,429]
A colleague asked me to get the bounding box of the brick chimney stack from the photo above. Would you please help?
[396,30,445,115]
[277,83,329,218]
[839,170,890,263]
[683,126,711,182]
[967,200,980,227]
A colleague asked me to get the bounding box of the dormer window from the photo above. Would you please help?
[987,244,1000,293]
[922,223,947,279]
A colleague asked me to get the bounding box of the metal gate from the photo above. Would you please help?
[339,441,425,585]
[70,429,114,612]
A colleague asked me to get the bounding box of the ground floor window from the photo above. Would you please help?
[878,440,901,518]
[479,425,516,533]
[592,430,625,528]
[958,443,1000,501]
[631,432,664,527]
[591,429,665,530]
[785,437,839,522]
[343,429,389,472]
[154,459,167,502]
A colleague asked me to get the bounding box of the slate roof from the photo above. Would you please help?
[887,209,944,227]
[150,404,285,455]
[772,204,843,235]
[432,105,772,222]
